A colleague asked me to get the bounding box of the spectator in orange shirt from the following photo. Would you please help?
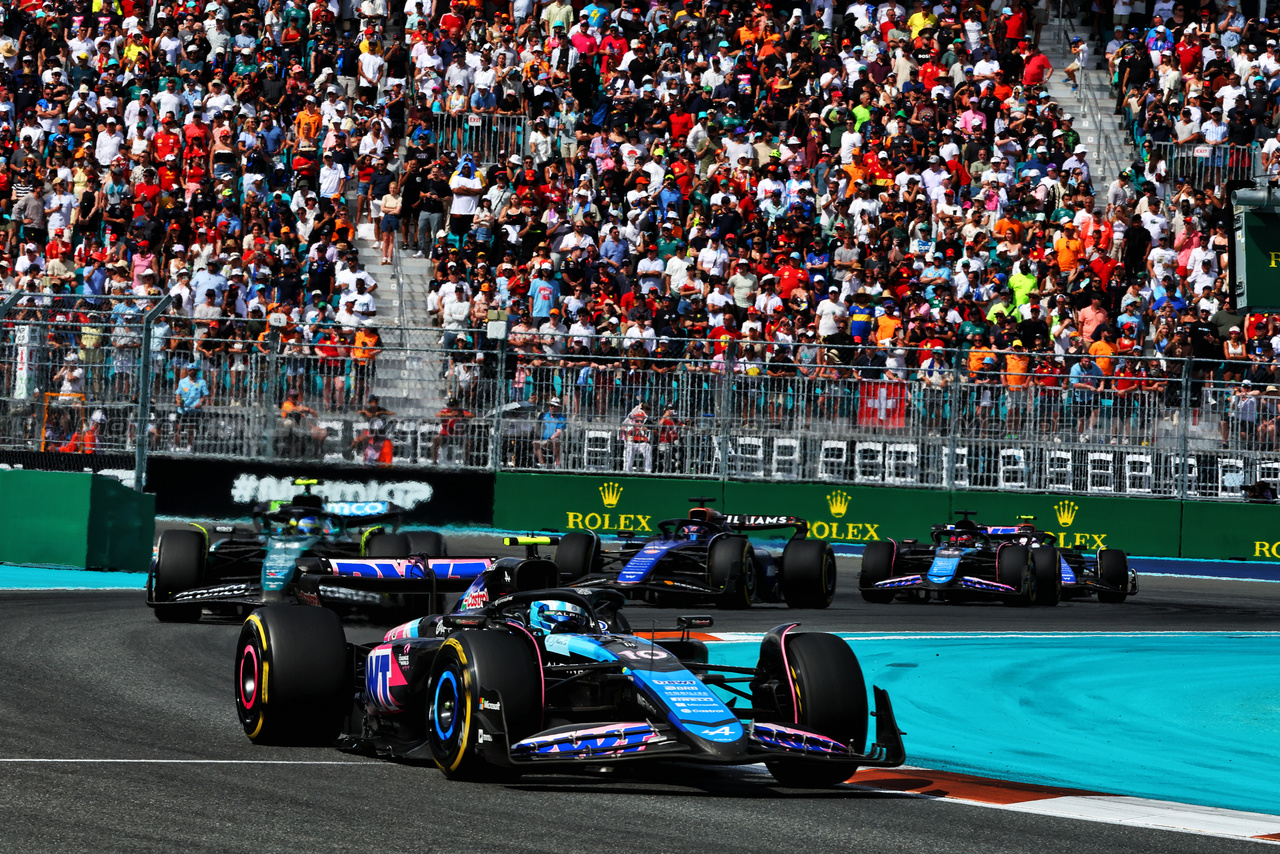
[1003,340,1031,436]
[1088,328,1118,376]
[1054,222,1084,279]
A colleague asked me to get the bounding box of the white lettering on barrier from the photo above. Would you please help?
[229,474,435,509]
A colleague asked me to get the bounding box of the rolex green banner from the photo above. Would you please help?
[720,482,950,544]
[493,474,1232,560]
[493,473,724,535]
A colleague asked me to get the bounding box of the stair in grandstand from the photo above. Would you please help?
[354,224,445,420]
[1040,15,1126,191]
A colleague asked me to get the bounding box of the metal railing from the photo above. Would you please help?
[422,112,529,166]
[5,311,1280,501]
[1145,140,1264,189]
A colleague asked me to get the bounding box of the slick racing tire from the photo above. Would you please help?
[365,530,447,558]
[707,536,754,609]
[235,605,348,745]
[153,530,205,623]
[997,545,1034,607]
[555,531,600,583]
[781,540,837,609]
[1030,547,1062,607]
[858,541,896,604]
[1096,549,1130,603]
[426,630,541,782]
[764,633,868,788]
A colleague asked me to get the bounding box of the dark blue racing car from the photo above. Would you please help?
[233,556,905,786]
[552,501,838,609]
[858,512,1137,606]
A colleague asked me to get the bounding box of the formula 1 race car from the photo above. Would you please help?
[233,558,905,787]
[858,512,1137,606]
[148,478,461,622]
[551,501,837,610]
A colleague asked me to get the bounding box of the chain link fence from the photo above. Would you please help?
[4,306,1279,501]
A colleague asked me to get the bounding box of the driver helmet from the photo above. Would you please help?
[529,599,593,635]
[293,515,322,536]
[679,523,707,541]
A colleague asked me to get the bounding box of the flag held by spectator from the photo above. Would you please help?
[858,381,907,429]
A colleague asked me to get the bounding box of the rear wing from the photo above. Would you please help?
[720,515,809,539]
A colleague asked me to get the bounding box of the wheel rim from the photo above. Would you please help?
[824,555,837,599]
[239,645,259,710]
[432,669,460,742]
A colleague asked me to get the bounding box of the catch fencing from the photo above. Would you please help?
[3,308,1278,502]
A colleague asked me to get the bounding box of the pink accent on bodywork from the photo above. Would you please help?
[778,622,801,725]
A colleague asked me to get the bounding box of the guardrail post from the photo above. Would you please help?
[262,329,281,459]
[134,296,173,493]
[1179,353,1194,500]
[944,351,960,491]
[491,334,508,473]
[717,339,735,483]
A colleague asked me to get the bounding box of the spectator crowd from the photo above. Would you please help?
[2,0,1280,459]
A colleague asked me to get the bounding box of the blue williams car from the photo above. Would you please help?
[858,512,1137,606]
[551,502,838,610]
[147,478,456,622]
[233,558,905,787]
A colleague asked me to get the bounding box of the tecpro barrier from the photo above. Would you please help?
[145,457,494,526]
[0,471,153,572]
[493,473,1274,561]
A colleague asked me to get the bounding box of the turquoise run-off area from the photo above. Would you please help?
[0,565,147,589]
[711,632,1280,816]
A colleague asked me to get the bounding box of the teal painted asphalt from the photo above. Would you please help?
[711,632,1280,816]
[0,565,147,589]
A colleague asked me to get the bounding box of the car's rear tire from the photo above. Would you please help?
[365,530,446,558]
[707,536,753,609]
[858,542,896,604]
[997,545,1034,607]
[153,530,205,623]
[780,540,837,609]
[555,531,600,583]
[763,633,867,787]
[1096,549,1130,603]
[427,630,541,781]
[1031,547,1062,607]
[235,605,348,745]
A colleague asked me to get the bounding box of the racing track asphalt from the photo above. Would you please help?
[1,535,1277,854]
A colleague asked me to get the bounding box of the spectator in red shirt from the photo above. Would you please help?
[1021,43,1054,86]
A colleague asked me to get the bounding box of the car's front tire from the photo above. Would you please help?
[708,536,753,609]
[858,542,897,604]
[997,545,1034,607]
[153,529,205,623]
[1096,549,1130,603]
[235,605,348,745]
[781,540,837,609]
[426,630,541,781]
[760,632,867,787]
[1031,547,1062,607]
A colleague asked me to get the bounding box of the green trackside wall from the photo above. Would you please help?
[0,471,154,572]
[493,473,1276,559]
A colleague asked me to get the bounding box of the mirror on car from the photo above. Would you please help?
[677,615,714,630]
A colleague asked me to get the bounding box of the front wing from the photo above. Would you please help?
[498,686,905,769]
